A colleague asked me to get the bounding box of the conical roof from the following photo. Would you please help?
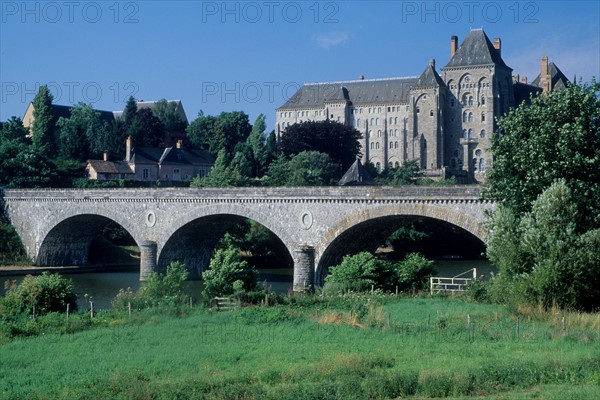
[338,159,377,186]
[444,29,510,70]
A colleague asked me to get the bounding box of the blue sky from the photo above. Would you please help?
[1,1,599,131]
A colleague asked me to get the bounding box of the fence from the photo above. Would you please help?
[430,268,477,295]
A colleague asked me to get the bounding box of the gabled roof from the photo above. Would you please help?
[87,160,134,174]
[531,62,570,89]
[129,146,214,166]
[413,63,445,88]
[443,29,510,70]
[338,159,377,186]
[113,100,188,124]
[278,77,419,110]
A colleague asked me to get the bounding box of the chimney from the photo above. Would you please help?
[450,35,458,57]
[513,74,519,83]
[103,152,109,161]
[125,136,132,162]
[541,56,550,93]
[493,37,501,56]
[176,140,183,149]
[358,75,365,80]
[521,76,528,84]
[429,58,435,69]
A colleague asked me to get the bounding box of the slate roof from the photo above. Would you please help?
[513,82,542,105]
[113,100,188,124]
[338,159,377,186]
[129,147,214,166]
[531,62,570,89]
[278,77,419,110]
[50,104,115,126]
[444,29,510,70]
[414,64,445,88]
[87,160,134,174]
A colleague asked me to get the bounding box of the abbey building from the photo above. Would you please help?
[275,29,569,183]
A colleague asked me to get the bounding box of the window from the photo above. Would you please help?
[468,112,474,122]
[375,142,380,149]
[416,106,420,113]
[450,99,455,107]
[468,96,474,106]
[370,142,375,150]
[394,117,398,124]
[462,94,469,106]
[481,96,485,105]
[388,162,393,169]
[463,112,468,123]
[394,141,399,149]
[387,107,391,112]
[468,129,473,138]
[389,117,393,124]
[430,110,434,117]
[357,118,361,127]
[479,159,486,171]
[142,168,149,179]
[377,130,382,137]
[475,149,482,157]
[370,118,374,125]
[389,142,393,149]
[375,118,379,125]
[473,158,478,172]
[481,112,485,122]
[480,129,486,138]
[120,173,127,179]
[462,129,467,138]
[395,162,400,168]
[376,162,381,172]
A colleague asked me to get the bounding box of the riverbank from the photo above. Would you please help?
[1,296,598,399]
[0,263,139,277]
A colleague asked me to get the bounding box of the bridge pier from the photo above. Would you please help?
[293,246,315,292]
[140,241,158,281]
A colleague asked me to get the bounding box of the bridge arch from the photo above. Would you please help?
[156,204,296,279]
[36,213,141,266]
[315,202,488,285]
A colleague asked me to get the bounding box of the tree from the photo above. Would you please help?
[485,81,600,231]
[57,103,110,161]
[187,111,252,157]
[131,108,166,147]
[246,113,267,177]
[122,96,138,129]
[376,159,421,185]
[154,99,187,144]
[0,140,56,188]
[266,151,341,186]
[31,85,56,157]
[278,120,362,170]
[0,117,30,144]
[202,248,258,298]
[191,149,248,187]
[487,179,600,310]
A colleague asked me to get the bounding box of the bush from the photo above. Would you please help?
[0,273,77,316]
[141,261,189,306]
[396,253,436,292]
[202,248,258,298]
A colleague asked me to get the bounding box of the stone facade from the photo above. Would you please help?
[3,187,494,289]
[276,29,570,183]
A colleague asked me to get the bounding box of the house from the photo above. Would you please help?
[276,29,571,183]
[86,137,214,183]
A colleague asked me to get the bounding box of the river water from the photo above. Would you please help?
[0,260,495,310]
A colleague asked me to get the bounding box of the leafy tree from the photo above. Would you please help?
[131,108,166,147]
[191,149,249,187]
[246,113,267,177]
[31,85,56,157]
[154,99,187,143]
[278,120,362,170]
[487,179,600,310]
[0,117,30,144]
[485,81,600,231]
[0,272,77,316]
[202,248,258,298]
[376,159,422,185]
[266,151,341,186]
[395,253,436,292]
[187,111,252,157]
[57,103,111,161]
[0,140,56,188]
[141,261,189,306]
[262,131,278,170]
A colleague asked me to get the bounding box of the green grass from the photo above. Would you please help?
[1,297,599,399]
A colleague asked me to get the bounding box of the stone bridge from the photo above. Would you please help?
[1,187,495,290]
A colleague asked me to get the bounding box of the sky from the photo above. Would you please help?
[1,0,599,132]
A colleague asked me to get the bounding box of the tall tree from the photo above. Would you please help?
[485,81,600,231]
[154,99,187,144]
[57,103,110,161]
[31,85,56,157]
[246,113,267,177]
[187,111,252,157]
[122,96,138,129]
[278,120,362,170]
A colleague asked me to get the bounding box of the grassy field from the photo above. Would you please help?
[1,296,599,399]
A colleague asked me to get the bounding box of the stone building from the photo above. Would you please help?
[276,29,570,183]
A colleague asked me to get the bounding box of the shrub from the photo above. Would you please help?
[140,261,189,306]
[202,248,258,298]
[396,252,436,292]
[0,272,77,316]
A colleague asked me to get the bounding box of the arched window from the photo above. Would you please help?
[370,142,374,150]
[370,118,374,125]
[468,129,473,138]
[389,117,393,124]
[480,129,486,138]
[389,142,393,149]
[357,118,361,127]
[481,112,485,122]
[395,141,399,149]
[377,130,382,138]
[480,158,486,171]
[394,117,398,124]
[481,96,485,105]
[468,96,474,106]
[375,142,380,150]
[375,118,379,125]
[462,112,468,122]
[376,162,381,172]
[388,162,393,169]
[468,112,474,122]
[462,93,470,106]
[394,161,400,168]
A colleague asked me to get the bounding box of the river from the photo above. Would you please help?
[0,260,495,310]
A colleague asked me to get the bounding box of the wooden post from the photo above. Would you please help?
[371,284,374,293]
[189,297,193,309]
[516,317,520,339]
[395,286,398,296]
[66,303,70,320]
[90,301,94,319]
[128,302,131,318]
[562,316,566,333]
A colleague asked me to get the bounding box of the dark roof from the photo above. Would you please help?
[414,63,445,88]
[87,160,134,174]
[129,146,214,166]
[513,82,542,105]
[443,29,510,70]
[531,62,570,89]
[50,104,115,127]
[338,159,377,186]
[278,77,419,109]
